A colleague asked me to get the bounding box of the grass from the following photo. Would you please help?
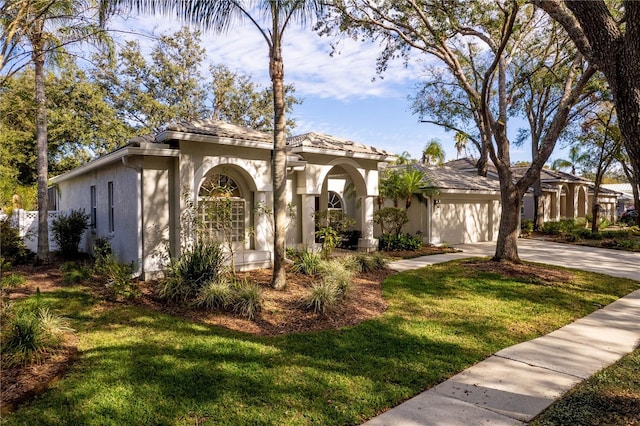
[531,347,640,425]
[3,259,639,425]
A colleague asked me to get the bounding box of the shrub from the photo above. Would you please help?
[60,262,92,285]
[231,279,262,320]
[159,240,229,303]
[379,233,422,251]
[0,219,33,268]
[318,259,355,299]
[520,219,534,235]
[374,207,409,235]
[541,219,580,236]
[291,250,322,275]
[315,226,339,259]
[304,281,338,315]
[51,210,89,259]
[195,279,234,310]
[92,240,138,300]
[0,304,73,368]
[352,252,388,273]
[1,273,26,290]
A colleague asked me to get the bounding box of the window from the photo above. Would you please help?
[328,191,343,211]
[47,187,58,211]
[90,185,97,229]
[198,174,245,243]
[108,181,114,233]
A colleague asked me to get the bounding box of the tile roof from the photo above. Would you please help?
[286,132,394,157]
[164,119,272,143]
[394,164,501,192]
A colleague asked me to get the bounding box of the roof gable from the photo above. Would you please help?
[287,132,393,158]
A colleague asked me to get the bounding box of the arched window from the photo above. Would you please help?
[198,174,245,243]
[327,191,343,211]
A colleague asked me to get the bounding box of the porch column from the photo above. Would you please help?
[300,193,317,247]
[553,186,561,221]
[253,191,270,252]
[567,185,577,219]
[358,195,378,252]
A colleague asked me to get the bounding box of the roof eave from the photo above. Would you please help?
[157,130,273,150]
[289,146,395,161]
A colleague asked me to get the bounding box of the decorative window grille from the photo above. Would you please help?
[328,191,344,211]
[198,174,245,243]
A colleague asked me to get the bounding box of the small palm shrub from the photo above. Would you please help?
[0,304,73,368]
[92,240,138,300]
[291,250,322,275]
[232,279,262,320]
[51,210,89,259]
[159,240,229,303]
[305,281,338,315]
[195,279,234,310]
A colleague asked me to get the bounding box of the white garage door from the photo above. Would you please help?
[438,201,489,244]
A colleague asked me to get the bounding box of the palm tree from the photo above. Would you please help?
[394,151,413,165]
[454,132,468,159]
[398,168,426,210]
[101,1,324,290]
[550,145,588,175]
[421,139,445,165]
[2,0,108,264]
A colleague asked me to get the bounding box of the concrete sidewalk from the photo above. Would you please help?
[364,240,640,425]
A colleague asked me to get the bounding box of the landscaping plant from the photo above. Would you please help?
[51,210,89,259]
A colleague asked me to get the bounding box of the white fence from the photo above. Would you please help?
[9,209,62,253]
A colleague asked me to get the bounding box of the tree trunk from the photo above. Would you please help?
[493,178,522,263]
[533,178,544,230]
[32,23,49,265]
[270,42,287,290]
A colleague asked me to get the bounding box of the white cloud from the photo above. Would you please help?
[110,14,421,101]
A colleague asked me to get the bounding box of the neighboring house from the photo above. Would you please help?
[382,164,502,245]
[601,183,635,216]
[445,158,620,223]
[49,120,395,278]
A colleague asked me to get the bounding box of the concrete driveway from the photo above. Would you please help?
[390,238,640,281]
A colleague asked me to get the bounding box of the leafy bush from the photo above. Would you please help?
[60,262,92,285]
[304,281,338,315]
[352,252,387,273]
[231,279,262,320]
[540,219,580,236]
[374,207,408,235]
[0,304,73,368]
[316,226,340,259]
[0,218,33,268]
[159,240,229,303]
[92,240,138,300]
[51,210,89,259]
[195,279,234,310]
[291,250,322,275]
[520,219,534,235]
[1,273,26,290]
[378,233,422,251]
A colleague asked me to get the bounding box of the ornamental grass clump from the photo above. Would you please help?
[318,259,355,299]
[305,281,339,315]
[231,279,262,320]
[291,250,322,275]
[0,302,73,368]
[195,279,234,310]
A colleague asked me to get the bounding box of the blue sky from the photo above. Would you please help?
[110,13,539,164]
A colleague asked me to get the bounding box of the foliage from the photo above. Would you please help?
[317,259,355,299]
[0,273,26,289]
[195,279,234,310]
[421,139,445,165]
[378,233,422,252]
[0,217,33,267]
[231,279,262,320]
[291,250,322,276]
[379,166,428,210]
[158,240,229,303]
[314,210,356,258]
[304,280,339,315]
[540,219,580,236]
[92,240,138,300]
[51,209,89,259]
[2,261,639,424]
[351,252,388,273]
[520,219,534,236]
[0,303,72,368]
[315,226,340,260]
[374,207,409,236]
[60,262,92,286]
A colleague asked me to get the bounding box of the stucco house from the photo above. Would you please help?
[445,158,620,223]
[384,164,502,245]
[49,120,395,278]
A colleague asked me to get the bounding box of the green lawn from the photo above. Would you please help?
[531,347,640,425]
[4,260,639,425]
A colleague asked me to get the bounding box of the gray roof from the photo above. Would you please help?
[287,132,394,157]
[399,164,501,192]
[165,119,272,143]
